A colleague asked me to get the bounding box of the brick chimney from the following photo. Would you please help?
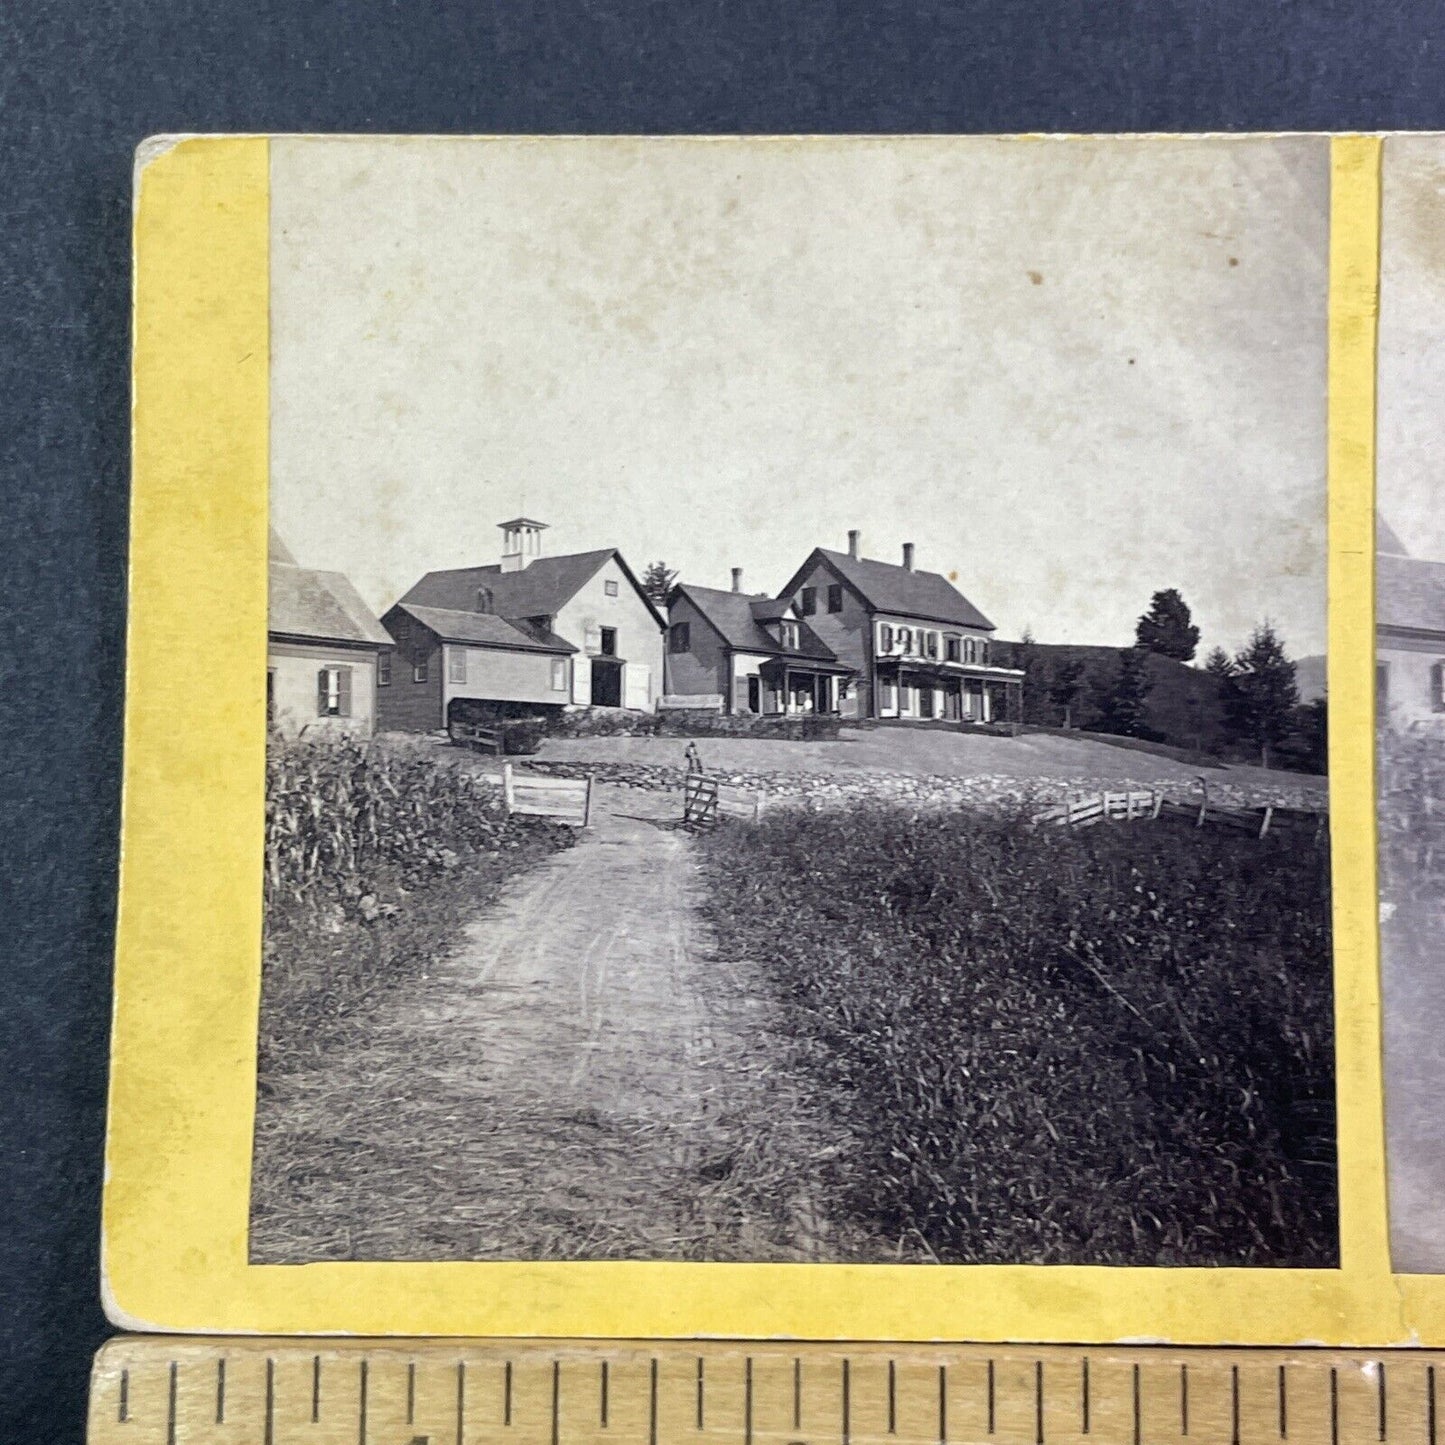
[847,529,860,560]
[902,541,915,572]
[731,567,743,593]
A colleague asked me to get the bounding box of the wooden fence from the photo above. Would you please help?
[449,719,503,755]
[502,763,594,828]
[682,772,765,828]
[1037,783,1326,841]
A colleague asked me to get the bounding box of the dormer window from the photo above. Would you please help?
[476,587,494,614]
[779,620,799,650]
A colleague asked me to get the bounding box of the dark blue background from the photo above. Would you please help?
[3,4,1441,1439]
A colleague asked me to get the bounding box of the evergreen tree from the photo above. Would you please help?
[1012,628,1054,724]
[1230,621,1300,769]
[1203,644,1235,679]
[1135,588,1202,661]
[1050,657,1087,729]
[641,561,678,607]
[1100,646,1154,737]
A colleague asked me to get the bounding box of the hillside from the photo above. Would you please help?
[998,641,1228,753]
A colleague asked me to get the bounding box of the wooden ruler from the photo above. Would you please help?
[89,1337,1445,1445]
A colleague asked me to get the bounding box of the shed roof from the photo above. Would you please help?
[1379,552,1445,637]
[787,548,996,630]
[389,602,577,653]
[677,584,841,663]
[269,561,393,647]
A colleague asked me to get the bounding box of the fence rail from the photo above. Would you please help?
[502,763,594,828]
[682,772,764,827]
[449,719,503,755]
[1038,783,1326,841]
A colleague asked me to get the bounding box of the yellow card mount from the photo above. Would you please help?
[90,1338,1441,1445]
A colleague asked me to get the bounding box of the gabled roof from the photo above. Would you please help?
[387,602,576,654]
[400,548,666,629]
[675,584,842,663]
[269,560,393,648]
[1379,552,1445,637]
[782,547,997,631]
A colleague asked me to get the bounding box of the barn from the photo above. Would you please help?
[378,518,666,733]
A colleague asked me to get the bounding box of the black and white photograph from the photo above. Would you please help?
[252,136,1337,1269]
[1375,135,1445,1276]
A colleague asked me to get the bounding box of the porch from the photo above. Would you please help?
[875,657,1025,724]
[747,656,855,716]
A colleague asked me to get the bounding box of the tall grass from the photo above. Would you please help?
[697,805,1336,1266]
[260,734,574,1068]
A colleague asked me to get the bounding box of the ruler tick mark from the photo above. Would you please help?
[504,1360,512,1427]
[166,1363,177,1445]
[842,1357,851,1445]
[600,1359,609,1427]
[1429,1365,1438,1445]
[696,1357,705,1432]
[360,1359,369,1445]
[1036,1360,1045,1445]
[940,1363,949,1445]
[407,1361,416,1426]
[551,1360,560,1445]
[1331,1367,1340,1445]
[1279,1364,1288,1439]
[118,1367,129,1424]
[987,1359,995,1434]
[1232,1364,1241,1445]
[794,1357,802,1431]
[887,1359,896,1436]
[216,1357,226,1424]
[1181,1363,1190,1437]
[745,1356,754,1445]
[456,1361,466,1445]
[649,1358,659,1445]
[1132,1363,1141,1445]
[264,1359,275,1445]
[313,1353,322,1422]
[1380,1361,1389,1441]
[1082,1358,1091,1436]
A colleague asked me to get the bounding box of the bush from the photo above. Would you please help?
[549,709,662,739]
[501,718,549,754]
[696,805,1336,1266]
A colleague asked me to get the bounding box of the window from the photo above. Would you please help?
[799,586,817,615]
[980,640,990,665]
[924,630,940,660]
[448,649,466,684]
[476,587,493,613]
[964,637,977,664]
[600,627,618,656]
[413,655,429,684]
[377,651,392,686]
[879,622,894,652]
[551,658,568,692]
[604,580,619,597]
[898,627,914,655]
[669,621,691,653]
[827,584,843,613]
[945,635,961,663]
[881,679,897,713]
[317,666,352,718]
[780,620,799,650]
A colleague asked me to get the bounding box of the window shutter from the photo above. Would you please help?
[317,669,329,716]
[880,623,893,652]
[338,668,352,717]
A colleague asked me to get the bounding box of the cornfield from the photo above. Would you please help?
[265,733,549,911]
[697,803,1336,1267]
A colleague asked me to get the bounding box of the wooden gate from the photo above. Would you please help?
[502,764,595,827]
[682,772,764,828]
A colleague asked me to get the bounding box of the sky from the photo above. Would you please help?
[1379,135,1445,564]
[269,136,1330,658]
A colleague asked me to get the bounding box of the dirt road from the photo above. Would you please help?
[252,784,869,1263]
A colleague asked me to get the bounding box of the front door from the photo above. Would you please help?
[747,676,761,713]
[591,657,623,708]
[918,685,935,719]
[943,682,961,721]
